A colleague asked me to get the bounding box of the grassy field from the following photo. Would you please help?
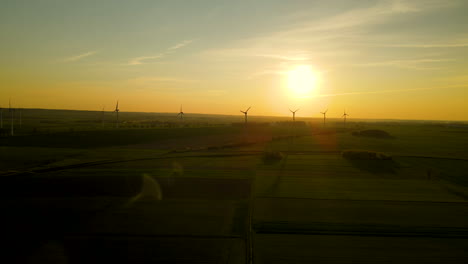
[1,109,467,263]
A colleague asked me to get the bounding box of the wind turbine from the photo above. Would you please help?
[289,108,299,122]
[101,106,105,128]
[342,109,349,127]
[0,105,3,129]
[177,105,184,120]
[9,99,14,136]
[18,107,22,128]
[320,109,328,126]
[114,100,120,128]
[240,106,251,124]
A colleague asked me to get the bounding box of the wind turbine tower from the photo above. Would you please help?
[289,108,299,122]
[9,99,14,136]
[177,105,184,121]
[19,107,22,128]
[342,110,349,127]
[101,106,105,128]
[320,109,328,126]
[114,100,120,128]
[240,106,251,124]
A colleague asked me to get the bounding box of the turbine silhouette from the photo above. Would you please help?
[18,107,22,128]
[240,106,251,124]
[342,109,349,127]
[320,109,328,126]
[9,99,14,136]
[101,106,105,127]
[289,108,299,122]
[177,105,184,120]
[114,100,120,128]
[0,105,3,129]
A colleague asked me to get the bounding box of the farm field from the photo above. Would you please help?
[0,109,467,263]
[255,234,468,264]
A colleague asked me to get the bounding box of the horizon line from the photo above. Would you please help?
[13,107,468,123]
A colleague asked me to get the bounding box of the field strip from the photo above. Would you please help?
[65,233,243,239]
[395,155,468,161]
[255,196,468,204]
[0,151,334,176]
[3,150,467,177]
[253,222,468,238]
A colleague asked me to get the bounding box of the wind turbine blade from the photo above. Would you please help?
[246,106,251,112]
[295,108,300,112]
[289,108,293,113]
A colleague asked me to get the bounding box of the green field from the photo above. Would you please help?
[1,109,468,263]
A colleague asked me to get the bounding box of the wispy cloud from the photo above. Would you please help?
[128,54,165,66]
[248,0,442,45]
[280,0,455,36]
[168,39,193,51]
[254,53,310,61]
[352,58,454,70]
[127,76,197,85]
[318,84,467,98]
[128,39,193,65]
[385,42,468,48]
[63,51,97,62]
[199,0,461,79]
[196,0,463,83]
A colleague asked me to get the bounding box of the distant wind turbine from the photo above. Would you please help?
[342,109,349,127]
[289,108,299,122]
[9,99,14,136]
[240,106,251,124]
[101,106,105,127]
[18,107,22,128]
[114,100,120,128]
[177,105,184,120]
[0,105,3,129]
[320,109,328,126]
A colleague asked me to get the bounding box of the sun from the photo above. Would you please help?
[286,65,318,98]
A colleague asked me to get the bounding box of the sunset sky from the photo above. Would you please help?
[1,0,467,120]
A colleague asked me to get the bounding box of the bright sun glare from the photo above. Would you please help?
[287,65,318,98]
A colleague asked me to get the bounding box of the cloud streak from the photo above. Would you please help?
[203,0,461,56]
[168,39,193,50]
[318,84,467,98]
[129,39,193,65]
[63,51,97,62]
[199,0,463,80]
[128,54,165,66]
[128,76,197,84]
[385,43,468,48]
[352,58,454,70]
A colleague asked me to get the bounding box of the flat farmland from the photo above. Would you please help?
[250,124,468,263]
[1,117,468,263]
[255,234,468,264]
[254,198,468,235]
[255,154,467,202]
[1,152,256,263]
